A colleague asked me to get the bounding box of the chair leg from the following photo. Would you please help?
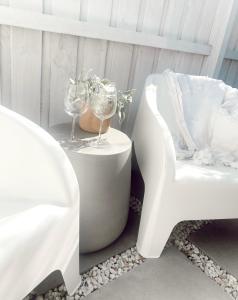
[137,213,176,259]
[62,243,81,296]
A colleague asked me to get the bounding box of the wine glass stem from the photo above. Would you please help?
[98,119,104,144]
[71,115,77,141]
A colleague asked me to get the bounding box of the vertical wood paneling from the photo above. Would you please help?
[105,0,142,129]
[231,63,238,88]
[77,0,112,77]
[192,0,218,75]
[125,0,165,135]
[0,0,10,106]
[0,25,11,107]
[10,0,42,123]
[219,8,238,87]
[201,0,238,77]
[155,0,186,72]
[219,59,231,82]
[40,31,51,128]
[47,0,80,127]
[40,0,53,128]
[225,60,238,87]
[105,0,141,89]
[174,0,205,74]
[1,0,238,134]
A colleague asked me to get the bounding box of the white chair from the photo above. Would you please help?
[132,73,238,258]
[0,105,80,299]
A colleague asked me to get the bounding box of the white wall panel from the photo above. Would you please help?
[0,25,11,107]
[47,0,80,127]
[0,0,238,134]
[219,7,238,88]
[10,0,42,123]
[77,0,112,77]
[125,0,165,135]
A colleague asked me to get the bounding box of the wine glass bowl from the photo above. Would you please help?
[90,82,117,146]
[64,79,89,142]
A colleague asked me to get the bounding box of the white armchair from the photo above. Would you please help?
[132,74,238,258]
[0,105,80,299]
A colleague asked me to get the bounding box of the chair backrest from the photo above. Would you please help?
[146,72,228,150]
[145,74,182,147]
[0,105,79,214]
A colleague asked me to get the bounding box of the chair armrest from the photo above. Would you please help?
[132,76,176,192]
[0,105,79,209]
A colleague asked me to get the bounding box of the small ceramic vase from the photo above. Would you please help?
[79,108,110,133]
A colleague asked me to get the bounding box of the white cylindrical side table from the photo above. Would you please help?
[50,124,132,253]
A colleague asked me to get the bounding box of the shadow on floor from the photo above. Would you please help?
[33,210,140,295]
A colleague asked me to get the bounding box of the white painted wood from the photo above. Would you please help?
[232,63,238,88]
[48,0,80,126]
[0,6,212,56]
[219,8,238,87]
[40,31,51,128]
[0,0,10,105]
[225,50,238,61]
[1,0,238,136]
[40,0,52,128]
[125,0,165,135]
[190,0,218,75]
[0,25,11,107]
[201,0,238,78]
[225,60,238,87]
[156,0,186,73]
[219,59,231,83]
[105,0,141,129]
[10,0,42,123]
[174,0,205,74]
[77,0,112,77]
[125,46,155,135]
[190,0,218,76]
[226,7,238,51]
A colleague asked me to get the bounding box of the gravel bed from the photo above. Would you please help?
[175,239,238,299]
[24,197,237,300]
[129,196,143,214]
[24,247,144,300]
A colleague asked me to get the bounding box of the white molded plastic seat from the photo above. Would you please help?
[132,73,238,258]
[0,105,80,299]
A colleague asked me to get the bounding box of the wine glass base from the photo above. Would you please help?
[89,137,108,148]
[59,139,90,151]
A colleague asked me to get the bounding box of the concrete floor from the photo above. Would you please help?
[85,246,229,300]
[80,210,139,273]
[33,210,139,294]
[190,219,238,278]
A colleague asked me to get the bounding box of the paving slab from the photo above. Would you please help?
[85,246,228,300]
[190,219,238,278]
[34,210,139,294]
[80,210,140,273]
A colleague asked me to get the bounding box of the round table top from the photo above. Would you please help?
[49,123,132,156]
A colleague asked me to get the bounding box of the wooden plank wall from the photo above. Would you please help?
[219,8,238,88]
[0,0,237,136]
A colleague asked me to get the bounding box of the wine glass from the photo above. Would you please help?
[90,82,117,146]
[64,79,89,144]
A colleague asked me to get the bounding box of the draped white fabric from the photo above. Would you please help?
[165,70,238,168]
[0,105,80,299]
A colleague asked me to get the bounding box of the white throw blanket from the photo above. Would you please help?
[164,70,238,169]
